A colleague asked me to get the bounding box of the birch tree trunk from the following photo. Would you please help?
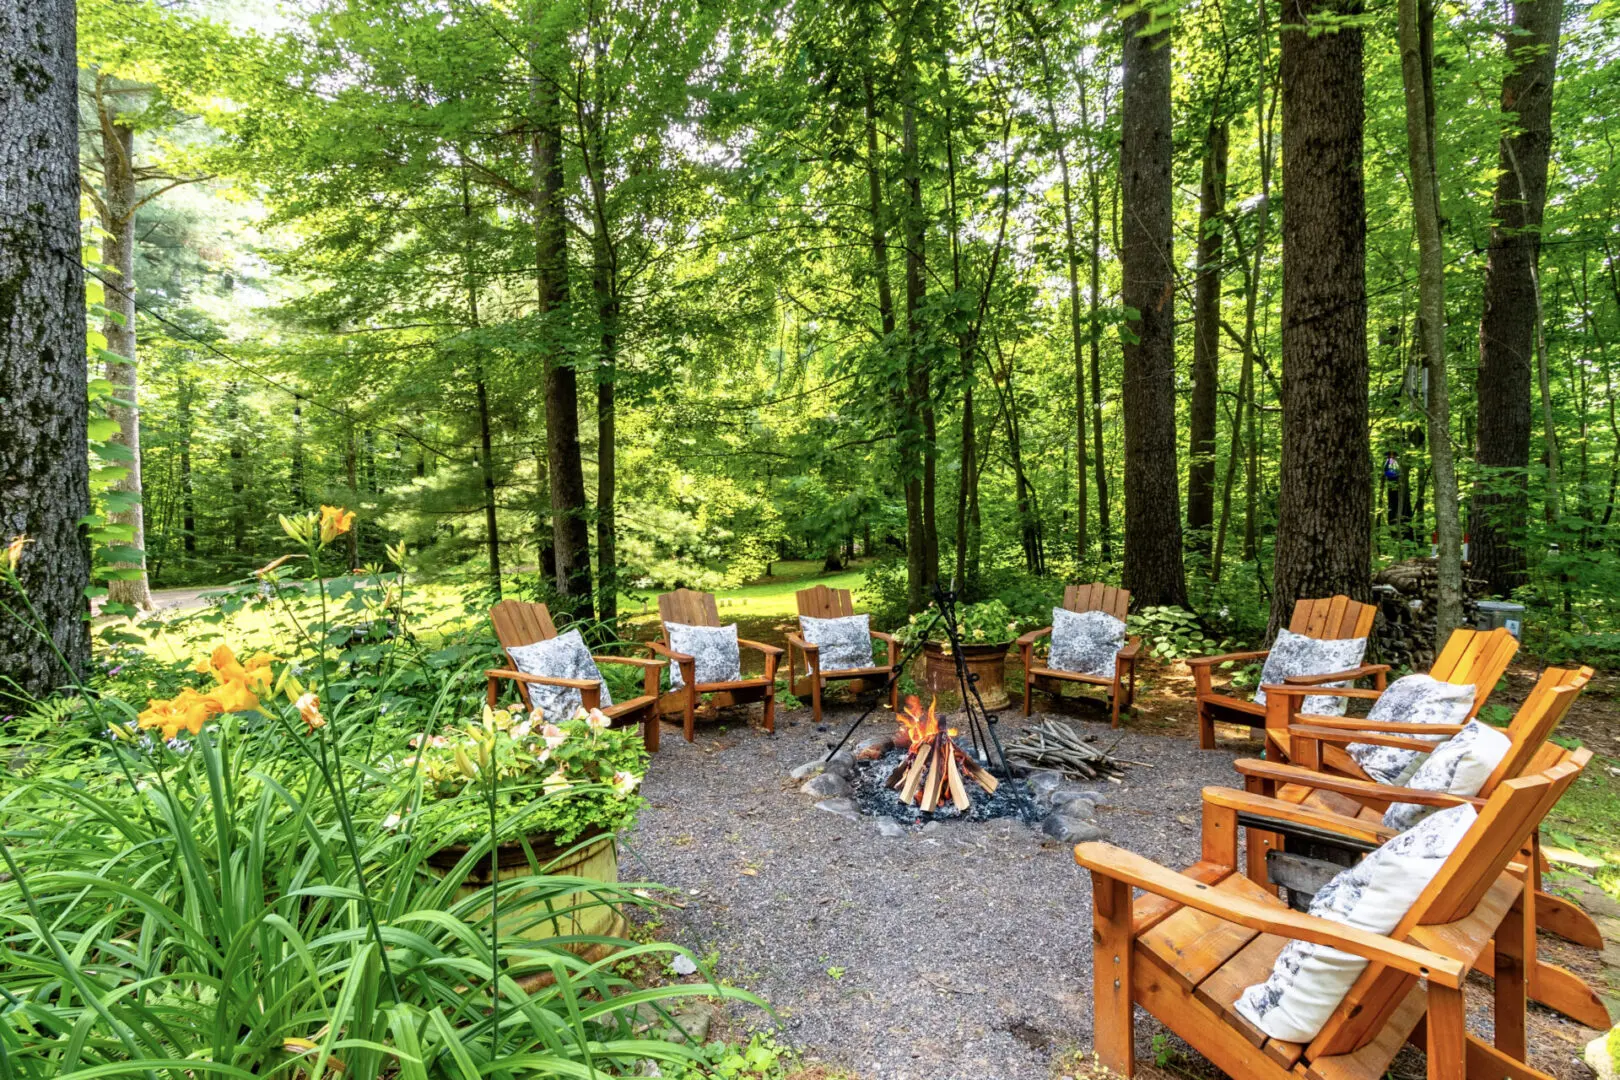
[0,0,92,695]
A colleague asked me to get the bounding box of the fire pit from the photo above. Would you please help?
[884,695,1001,812]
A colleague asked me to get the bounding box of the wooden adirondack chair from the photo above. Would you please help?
[1188,595,1383,751]
[648,588,783,742]
[1259,626,1518,767]
[1076,755,1583,1080]
[1016,583,1141,727]
[485,600,665,752]
[784,585,898,724]
[1231,666,1608,1028]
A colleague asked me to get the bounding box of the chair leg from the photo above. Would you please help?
[1494,890,1528,1061]
[643,706,659,754]
[1090,873,1136,1077]
[1426,984,1467,1080]
[810,673,822,725]
[1110,682,1121,728]
[683,685,696,742]
[1197,699,1216,751]
[762,687,776,733]
[888,673,899,714]
[1022,671,1033,717]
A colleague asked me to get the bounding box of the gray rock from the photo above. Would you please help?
[1040,813,1103,845]
[920,820,942,834]
[1048,794,1095,820]
[823,749,857,778]
[814,797,861,821]
[875,820,908,838]
[801,771,852,798]
[670,954,698,976]
[668,1002,718,1044]
[1049,788,1096,808]
[854,736,894,761]
[1026,770,1066,801]
[789,759,826,780]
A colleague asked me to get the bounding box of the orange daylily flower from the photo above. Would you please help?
[295,692,325,732]
[319,506,355,545]
[138,687,225,741]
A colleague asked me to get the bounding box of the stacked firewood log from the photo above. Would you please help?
[1370,558,1484,671]
[1005,720,1127,781]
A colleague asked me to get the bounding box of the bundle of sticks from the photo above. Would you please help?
[1005,720,1130,781]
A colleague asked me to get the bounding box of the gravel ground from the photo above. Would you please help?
[622,701,1249,1080]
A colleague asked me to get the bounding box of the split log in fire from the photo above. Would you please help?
[886,696,1000,813]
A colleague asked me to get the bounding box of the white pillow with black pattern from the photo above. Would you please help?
[1235,802,1476,1043]
[1382,720,1511,832]
[1047,608,1125,679]
[507,629,612,723]
[800,613,874,673]
[665,622,742,690]
[1347,675,1476,785]
[1252,630,1368,717]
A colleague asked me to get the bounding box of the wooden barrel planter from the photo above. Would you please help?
[921,640,1012,710]
[425,834,625,949]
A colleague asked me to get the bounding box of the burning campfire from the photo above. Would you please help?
[886,695,1000,813]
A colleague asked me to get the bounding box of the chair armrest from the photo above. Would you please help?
[1282,664,1390,686]
[1290,723,1451,752]
[1200,786,1397,846]
[1287,716,1463,736]
[785,632,817,652]
[1232,758,1484,809]
[1072,842,1464,987]
[1261,684,1389,701]
[869,629,897,645]
[1118,636,1143,660]
[1016,626,1053,647]
[485,668,600,690]
[1187,649,1269,668]
[738,638,784,658]
[644,641,693,663]
[593,655,665,670]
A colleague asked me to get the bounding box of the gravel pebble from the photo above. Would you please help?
[625,704,1247,1079]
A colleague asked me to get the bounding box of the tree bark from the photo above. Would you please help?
[899,26,935,611]
[594,245,618,621]
[1119,11,1187,607]
[533,79,592,616]
[1472,0,1563,595]
[1080,75,1112,563]
[95,113,151,609]
[1188,120,1228,553]
[1398,0,1463,639]
[180,377,196,557]
[0,0,91,697]
[1271,0,1372,634]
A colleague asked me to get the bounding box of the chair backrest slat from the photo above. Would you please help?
[796,585,855,619]
[658,589,721,632]
[1284,595,1375,641]
[1061,582,1130,620]
[1422,627,1518,719]
[490,599,558,651]
[1482,666,1591,795]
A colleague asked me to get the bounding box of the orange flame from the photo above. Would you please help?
[896,695,940,747]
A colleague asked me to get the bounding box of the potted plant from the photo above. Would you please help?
[385,703,649,947]
[895,599,1024,710]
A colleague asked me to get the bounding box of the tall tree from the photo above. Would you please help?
[1397,0,1463,638]
[0,0,92,697]
[1187,118,1228,553]
[1271,0,1371,632]
[1471,0,1564,596]
[1119,9,1187,607]
[899,5,937,611]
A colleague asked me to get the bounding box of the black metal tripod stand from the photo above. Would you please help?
[823,582,1021,786]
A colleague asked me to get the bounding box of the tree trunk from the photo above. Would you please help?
[97,115,151,610]
[1271,0,1372,634]
[1119,11,1187,607]
[344,423,358,570]
[900,29,935,611]
[1472,0,1563,595]
[180,377,196,556]
[533,80,592,617]
[1080,76,1112,563]
[228,384,247,556]
[1027,18,1088,561]
[475,370,502,596]
[1188,120,1228,554]
[595,250,618,621]
[0,0,92,697]
[290,401,305,506]
[1398,0,1463,639]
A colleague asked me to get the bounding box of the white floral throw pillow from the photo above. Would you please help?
[1382,719,1512,831]
[800,613,874,672]
[1347,674,1476,785]
[1235,802,1476,1043]
[507,629,612,723]
[1253,630,1368,717]
[1047,608,1126,679]
[665,622,742,690]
